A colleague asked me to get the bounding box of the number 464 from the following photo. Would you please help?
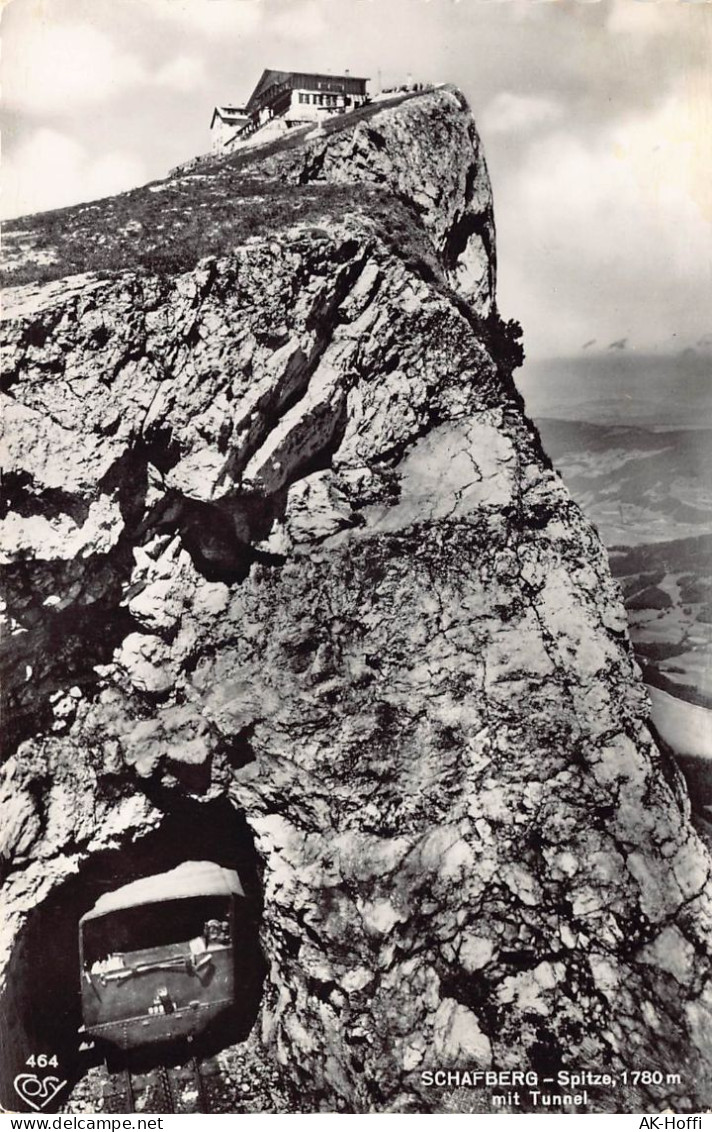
[26,1055,59,1068]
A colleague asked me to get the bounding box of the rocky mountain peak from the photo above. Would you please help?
[1,87,711,1114]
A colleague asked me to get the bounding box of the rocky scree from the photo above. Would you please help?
[1,87,711,1114]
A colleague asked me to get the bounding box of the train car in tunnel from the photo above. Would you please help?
[79,861,245,1050]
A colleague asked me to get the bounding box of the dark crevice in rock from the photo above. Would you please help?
[1,552,130,632]
[133,488,287,584]
[298,148,327,184]
[364,128,387,152]
[332,238,363,265]
[133,425,184,478]
[286,393,350,484]
[0,472,92,525]
[529,1032,566,1079]
[442,204,492,280]
[306,976,340,1004]
[218,350,315,484]
[224,727,258,772]
[0,589,136,763]
[304,250,371,335]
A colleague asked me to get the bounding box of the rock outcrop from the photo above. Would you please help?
[1,87,711,1114]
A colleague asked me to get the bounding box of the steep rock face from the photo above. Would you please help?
[247,87,496,316]
[1,89,711,1114]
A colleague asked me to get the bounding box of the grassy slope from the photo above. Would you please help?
[1,92,434,290]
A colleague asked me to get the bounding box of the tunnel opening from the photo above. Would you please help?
[0,797,266,1112]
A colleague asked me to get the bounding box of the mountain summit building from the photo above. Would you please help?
[211,69,370,152]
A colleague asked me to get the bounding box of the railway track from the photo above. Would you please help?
[102,1067,133,1114]
[102,1056,211,1114]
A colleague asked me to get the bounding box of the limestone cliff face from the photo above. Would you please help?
[1,89,711,1113]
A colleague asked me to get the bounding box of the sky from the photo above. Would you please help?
[1,0,711,359]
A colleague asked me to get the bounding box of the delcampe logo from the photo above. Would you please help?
[13,1072,67,1112]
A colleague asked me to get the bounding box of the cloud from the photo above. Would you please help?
[154,54,207,91]
[2,14,208,118]
[606,0,674,40]
[495,98,712,355]
[268,0,327,43]
[3,22,146,115]
[1,128,146,220]
[149,0,263,38]
[480,92,564,136]
[610,77,712,227]
[150,0,325,47]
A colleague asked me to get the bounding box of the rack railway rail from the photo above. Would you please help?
[102,1056,211,1114]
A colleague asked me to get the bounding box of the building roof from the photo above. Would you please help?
[245,69,292,112]
[211,105,248,128]
[245,68,369,112]
[80,861,244,922]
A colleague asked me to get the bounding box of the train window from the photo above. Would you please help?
[82,896,231,967]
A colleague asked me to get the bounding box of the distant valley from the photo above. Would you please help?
[534,418,712,548]
[517,351,711,817]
